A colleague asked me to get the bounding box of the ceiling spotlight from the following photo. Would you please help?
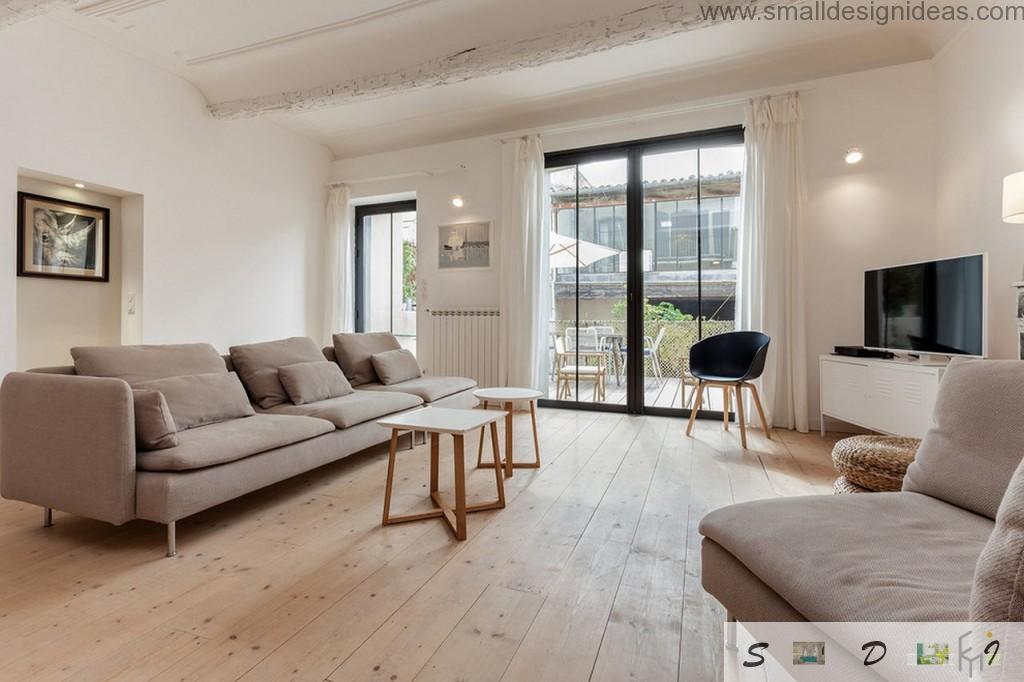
[844,148,863,165]
[73,182,86,189]
[451,196,464,208]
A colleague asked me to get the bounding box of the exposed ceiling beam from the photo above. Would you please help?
[208,0,796,120]
[0,0,80,26]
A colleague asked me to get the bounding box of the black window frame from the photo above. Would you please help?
[541,125,744,418]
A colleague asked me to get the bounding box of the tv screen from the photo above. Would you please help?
[864,254,986,356]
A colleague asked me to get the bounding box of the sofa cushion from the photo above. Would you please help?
[903,358,1024,519]
[371,349,422,385]
[699,492,993,622]
[262,389,422,429]
[71,343,226,385]
[279,360,353,405]
[358,376,476,403]
[229,337,325,409]
[971,456,1024,622]
[132,389,178,450]
[135,372,255,431]
[137,414,334,472]
[332,332,401,386]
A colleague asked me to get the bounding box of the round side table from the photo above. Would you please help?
[474,387,543,477]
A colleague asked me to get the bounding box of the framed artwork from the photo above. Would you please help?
[17,192,109,282]
[438,221,490,270]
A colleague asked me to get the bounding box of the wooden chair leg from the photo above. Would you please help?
[476,400,488,466]
[382,429,400,525]
[734,385,748,449]
[686,380,704,436]
[748,382,772,439]
[722,386,731,431]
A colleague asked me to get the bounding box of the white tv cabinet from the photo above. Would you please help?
[819,354,945,438]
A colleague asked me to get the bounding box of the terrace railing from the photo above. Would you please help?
[551,318,735,379]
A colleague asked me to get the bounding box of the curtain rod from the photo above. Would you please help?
[496,86,815,143]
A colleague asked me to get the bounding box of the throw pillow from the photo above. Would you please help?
[135,372,254,431]
[970,455,1024,622]
[71,343,226,385]
[228,337,326,409]
[371,349,422,385]
[332,332,401,386]
[279,360,354,405]
[132,389,178,450]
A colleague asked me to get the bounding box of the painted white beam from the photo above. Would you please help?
[0,0,79,26]
[208,0,795,120]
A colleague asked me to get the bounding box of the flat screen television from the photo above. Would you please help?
[864,253,987,357]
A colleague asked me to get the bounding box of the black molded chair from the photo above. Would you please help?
[685,331,771,448]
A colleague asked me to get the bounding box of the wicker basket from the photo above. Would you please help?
[831,435,920,492]
[833,476,871,494]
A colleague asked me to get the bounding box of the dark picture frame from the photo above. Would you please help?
[17,192,110,282]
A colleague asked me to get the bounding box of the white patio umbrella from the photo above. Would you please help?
[548,231,620,268]
[548,232,621,360]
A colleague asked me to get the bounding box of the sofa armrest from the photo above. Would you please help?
[1,372,136,525]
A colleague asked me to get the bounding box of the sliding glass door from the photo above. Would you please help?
[354,200,417,354]
[543,126,744,417]
[547,158,629,408]
[641,144,743,412]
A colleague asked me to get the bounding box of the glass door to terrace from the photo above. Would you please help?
[542,127,744,416]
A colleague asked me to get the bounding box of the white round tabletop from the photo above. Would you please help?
[474,387,544,401]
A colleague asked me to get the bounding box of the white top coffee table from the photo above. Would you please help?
[473,387,544,477]
[376,407,507,541]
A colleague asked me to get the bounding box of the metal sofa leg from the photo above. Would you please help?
[166,521,177,558]
[43,507,53,528]
[725,613,737,650]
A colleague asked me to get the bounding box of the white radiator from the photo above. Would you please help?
[428,309,500,387]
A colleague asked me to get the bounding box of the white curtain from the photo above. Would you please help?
[323,185,354,343]
[737,93,809,432]
[498,135,550,390]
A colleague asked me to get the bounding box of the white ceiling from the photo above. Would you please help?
[51,0,962,158]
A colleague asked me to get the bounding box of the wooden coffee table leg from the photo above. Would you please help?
[382,429,400,526]
[430,432,439,494]
[476,400,488,466]
[529,400,541,466]
[452,434,467,540]
[503,401,514,478]
[490,422,506,508]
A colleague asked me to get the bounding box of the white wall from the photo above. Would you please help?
[15,178,123,369]
[332,61,940,426]
[933,25,1024,361]
[801,62,938,425]
[335,138,503,368]
[0,18,332,373]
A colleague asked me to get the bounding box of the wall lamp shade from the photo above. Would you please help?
[1004,171,1024,223]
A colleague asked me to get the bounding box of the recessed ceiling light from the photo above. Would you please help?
[451,196,464,208]
[73,183,86,189]
[844,148,863,165]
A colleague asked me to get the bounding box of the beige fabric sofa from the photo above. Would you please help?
[700,357,1024,624]
[0,335,476,556]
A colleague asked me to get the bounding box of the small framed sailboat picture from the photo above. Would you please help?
[438,221,490,270]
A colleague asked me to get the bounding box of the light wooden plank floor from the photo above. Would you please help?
[0,409,839,682]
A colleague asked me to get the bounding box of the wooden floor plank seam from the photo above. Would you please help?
[585,417,672,682]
